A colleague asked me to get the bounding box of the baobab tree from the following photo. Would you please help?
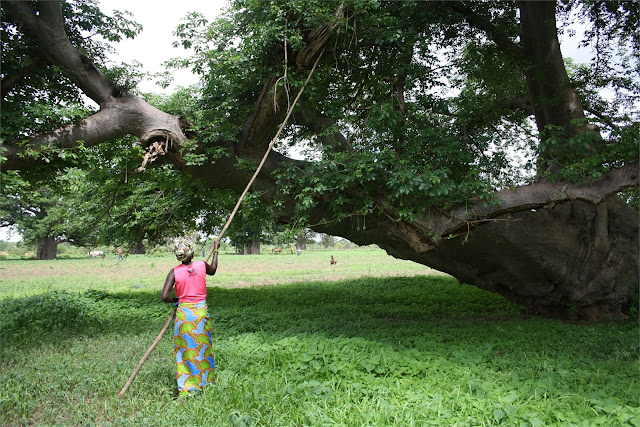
[2,0,638,320]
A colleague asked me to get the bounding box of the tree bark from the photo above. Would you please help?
[407,198,637,322]
[519,1,585,134]
[1,1,188,171]
[36,236,58,260]
[1,93,188,171]
[129,242,146,255]
[518,0,598,175]
[244,240,261,255]
[242,223,262,255]
[305,193,638,321]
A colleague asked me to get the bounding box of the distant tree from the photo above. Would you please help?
[294,228,318,251]
[225,193,272,255]
[0,171,103,259]
[320,234,336,249]
[295,233,307,251]
[0,183,61,260]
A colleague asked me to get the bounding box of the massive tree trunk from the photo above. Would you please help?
[301,174,638,321]
[2,1,638,320]
[36,236,58,260]
[129,242,146,255]
[242,224,262,255]
[353,197,636,321]
[244,240,261,255]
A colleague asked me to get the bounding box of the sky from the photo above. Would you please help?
[99,0,229,93]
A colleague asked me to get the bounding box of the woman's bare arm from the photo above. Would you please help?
[161,269,179,303]
[205,241,220,275]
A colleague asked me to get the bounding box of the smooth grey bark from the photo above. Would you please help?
[129,242,146,255]
[36,236,58,260]
[243,240,261,255]
[1,1,188,171]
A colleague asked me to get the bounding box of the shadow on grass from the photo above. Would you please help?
[1,275,636,362]
[0,256,94,261]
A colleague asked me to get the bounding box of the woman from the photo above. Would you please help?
[162,238,220,396]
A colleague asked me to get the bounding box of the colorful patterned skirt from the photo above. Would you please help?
[174,301,215,395]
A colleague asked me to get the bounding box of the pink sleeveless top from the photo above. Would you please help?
[173,260,207,303]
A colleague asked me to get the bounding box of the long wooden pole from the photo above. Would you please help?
[118,309,176,398]
[205,48,325,263]
[118,49,325,398]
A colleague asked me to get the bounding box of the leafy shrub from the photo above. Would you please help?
[0,291,86,335]
[0,289,170,342]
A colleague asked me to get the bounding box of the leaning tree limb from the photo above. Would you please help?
[1,94,187,171]
[2,0,189,173]
[437,160,639,240]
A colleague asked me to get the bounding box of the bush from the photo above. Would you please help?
[0,289,169,342]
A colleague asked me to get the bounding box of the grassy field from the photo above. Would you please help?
[1,248,638,426]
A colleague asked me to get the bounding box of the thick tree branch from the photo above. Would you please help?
[2,1,190,172]
[584,106,620,132]
[438,160,639,238]
[2,94,186,170]
[447,2,522,58]
[294,106,351,152]
[234,5,344,159]
[235,75,279,155]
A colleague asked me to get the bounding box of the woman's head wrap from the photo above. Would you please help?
[173,237,195,261]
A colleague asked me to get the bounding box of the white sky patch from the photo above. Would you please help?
[99,0,228,93]
[0,226,21,242]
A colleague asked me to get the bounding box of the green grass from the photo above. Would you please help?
[0,248,431,298]
[1,249,638,426]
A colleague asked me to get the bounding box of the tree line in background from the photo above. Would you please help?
[0,229,351,259]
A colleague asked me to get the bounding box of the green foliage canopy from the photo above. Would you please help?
[172,0,638,224]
